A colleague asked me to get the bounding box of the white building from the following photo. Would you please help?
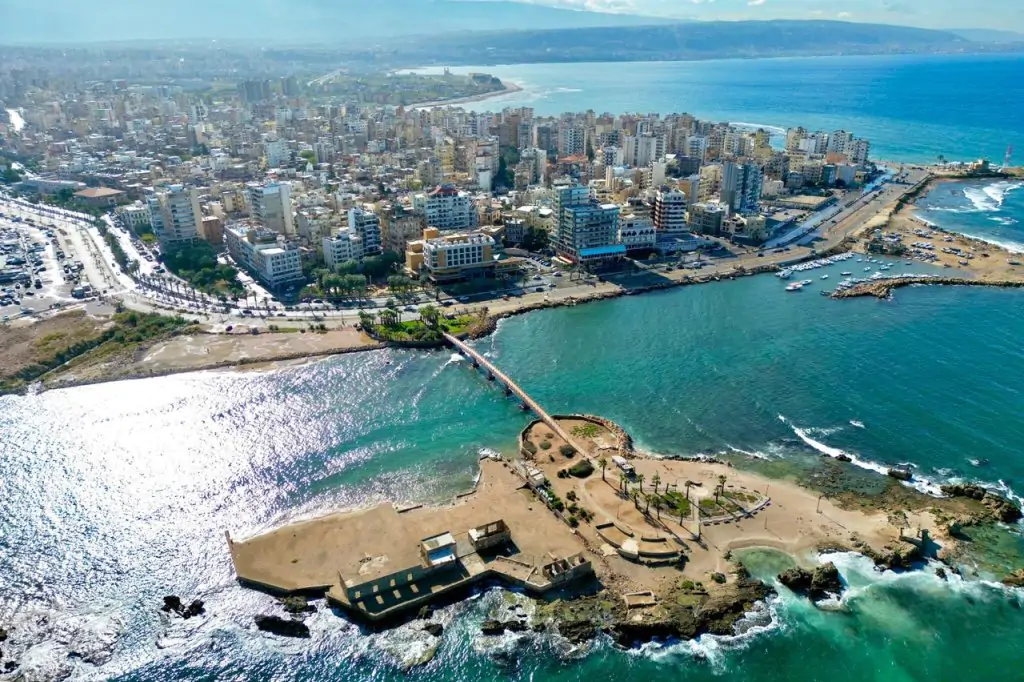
[413,185,477,231]
[348,207,382,255]
[115,202,151,232]
[618,214,657,251]
[652,186,688,233]
[264,137,289,168]
[225,222,304,290]
[246,181,295,237]
[146,184,202,246]
[721,161,763,215]
[323,229,365,269]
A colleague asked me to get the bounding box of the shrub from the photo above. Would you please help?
[567,515,579,528]
[566,490,578,501]
[523,441,538,455]
[545,432,554,439]
[680,580,695,591]
[567,459,595,478]
[539,441,552,451]
[711,572,727,585]
[559,444,576,458]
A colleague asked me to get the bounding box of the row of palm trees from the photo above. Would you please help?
[596,458,730,528]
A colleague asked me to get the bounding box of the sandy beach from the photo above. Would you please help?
[410,81,524,110]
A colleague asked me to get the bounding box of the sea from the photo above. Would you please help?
[412,53,1024,164]
[916,177,1024,253]
[3,54,1024,681]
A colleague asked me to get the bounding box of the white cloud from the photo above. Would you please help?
[748,0,766,5]
[837,11,853,18]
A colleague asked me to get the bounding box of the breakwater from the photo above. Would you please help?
[833,276,1024,299]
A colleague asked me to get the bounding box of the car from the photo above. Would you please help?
[553,272,563,278]
[535,287,545,292]
[757,253,764,257]
[404,305,416,312]
[533,275,543,280]
[457,296,469,303]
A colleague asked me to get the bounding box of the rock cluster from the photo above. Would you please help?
[480,619,528,636]
[1002,569,1024,588]
[777,562,843,601]
[161,596,205,619]
[280,596,317,615]
[940,484,1023,523]
[254,615,310,638]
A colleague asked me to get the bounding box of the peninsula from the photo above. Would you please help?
[227,333,1021,644]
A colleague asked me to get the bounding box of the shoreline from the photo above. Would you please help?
[409,81,524,110]
[227,413,1023,646]
[17,170,1024,395]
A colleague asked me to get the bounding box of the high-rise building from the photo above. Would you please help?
[413,185,477,231]
[652,186,688,233]
[246,181,295,237]
[381,205,427,257]
[721,161,763,215]
[323,229,364,269]
[225,222,304,290]
[146,184,203,246]
[553,184,622,264]
[348,206,382,255]
[558,125,586,157]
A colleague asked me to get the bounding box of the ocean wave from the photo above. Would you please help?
[777,415,944,496]
[628,595,782,669]
[963,180,1024,213]
[729,121,787,136]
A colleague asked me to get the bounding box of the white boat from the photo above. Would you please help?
[864,267,871,272]
[841,271,852,276]
[800,279,813,286]
[785,283,803,292]
[821,274,829,280]
[849,420,865,429]
[856,259,863,262]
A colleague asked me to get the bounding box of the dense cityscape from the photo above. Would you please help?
[1,65,891,326]
[1,15,1024,682]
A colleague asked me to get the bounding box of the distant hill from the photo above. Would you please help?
[950,28,1024,43]
[0,0,670,45]
[383,20,980,66]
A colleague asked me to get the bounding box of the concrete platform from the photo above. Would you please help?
[228,458,592,620]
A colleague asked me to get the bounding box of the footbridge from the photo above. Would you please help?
[443,333,582,452]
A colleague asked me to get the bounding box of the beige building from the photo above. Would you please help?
[406,228,495,283]
[199,215,224,246]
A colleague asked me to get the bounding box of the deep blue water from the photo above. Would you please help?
[417,53,1024,163]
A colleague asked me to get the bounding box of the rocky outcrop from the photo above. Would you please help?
[861,541,923,570]
[0,626,7,642]
[161,596,205,619]
[810,563,843,598]
[254,615,310,638]
[778,563,843,600]
[1002,569,1024,588]
[423,622,444,637]
[777,567,813,592]
[280,596,317,615]
[887,468,913,482]
[940,484,1023,523]
[558,619,597,643]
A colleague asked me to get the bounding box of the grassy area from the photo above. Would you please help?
[0,310,194,392]
[161,242,245,297]
[660,490,691,518]
[364,313,482,343]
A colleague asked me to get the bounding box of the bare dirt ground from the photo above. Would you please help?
[0,310,111,387]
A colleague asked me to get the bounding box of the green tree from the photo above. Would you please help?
[598,457,608,482]
[651,472,661,495]
[420,304,441,328]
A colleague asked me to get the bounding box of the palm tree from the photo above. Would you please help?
[684,480,693,501]
[644,493,652,515]
[598,457,608,482]
[651,473,661,495]
[636,473,645,493]
[716,474,727,502]
[632,491,640,510]
[652,496,663,520]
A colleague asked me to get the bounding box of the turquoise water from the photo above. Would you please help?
[3,251,1024,679]
[916,177,1024,252]
[420,53,1024,163]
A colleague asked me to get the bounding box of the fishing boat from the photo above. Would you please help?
[785,283,803,292]
[821,274,829,280]
[864,267,871,272]
[800,279,813,286]
[841,271,852,276]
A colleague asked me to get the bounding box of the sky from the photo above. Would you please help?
[516,0,1024,32]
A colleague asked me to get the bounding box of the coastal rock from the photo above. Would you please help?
[809,563,843,599]
[423,622,444,637]
[280,596,316,615]
[982,495,1023,523]
[254,615,310,639]
[777,567,813,593]
[4,661,16,672]
[941,483,987,500]
[693,579,772,635]
[863,542,922,571]
[887,468,913,482]
[161,596,205,619]
[1001,569,1024,588]
[935,567,948,581]
[558,619,597,643]
[835,454,852,463]
[161,596,182,613]
[0,627,6,643]
[480,620,506,636]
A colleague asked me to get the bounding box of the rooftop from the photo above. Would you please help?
[74,187,124,199]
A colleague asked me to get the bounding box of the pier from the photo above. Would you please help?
[443,333,584,453]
